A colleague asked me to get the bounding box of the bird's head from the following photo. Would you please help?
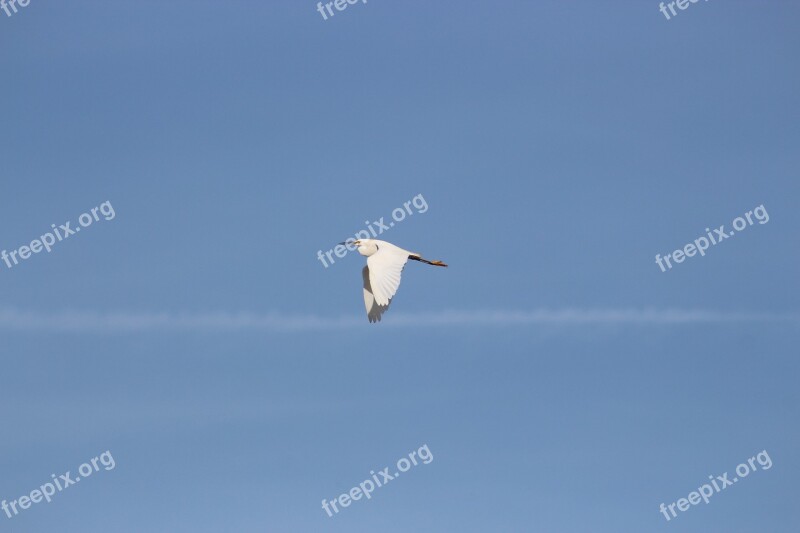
[341,238,379,257]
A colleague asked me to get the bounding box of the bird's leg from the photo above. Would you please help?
[409,254,448,267]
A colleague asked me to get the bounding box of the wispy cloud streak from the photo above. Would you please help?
[0,308,797,333]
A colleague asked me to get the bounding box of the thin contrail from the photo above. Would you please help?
[0,308,797,333]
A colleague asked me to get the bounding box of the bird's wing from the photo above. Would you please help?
[362,266,390,323]
[366,243,409,307]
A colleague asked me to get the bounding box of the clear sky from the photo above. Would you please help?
[1,1,798,531]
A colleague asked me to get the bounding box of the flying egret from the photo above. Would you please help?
[341,239,447,323]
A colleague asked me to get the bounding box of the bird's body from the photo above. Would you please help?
[347,239,447,322]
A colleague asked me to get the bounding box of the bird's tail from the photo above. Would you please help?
[409,254,448,267]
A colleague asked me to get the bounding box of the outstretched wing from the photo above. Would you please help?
[362,266,390,323]
[366,243,409,307]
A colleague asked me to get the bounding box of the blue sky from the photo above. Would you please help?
[1,1,798,531]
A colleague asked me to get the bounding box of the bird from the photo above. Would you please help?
[342,239,447,323]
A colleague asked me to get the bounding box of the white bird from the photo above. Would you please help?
[343,239,447,323]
